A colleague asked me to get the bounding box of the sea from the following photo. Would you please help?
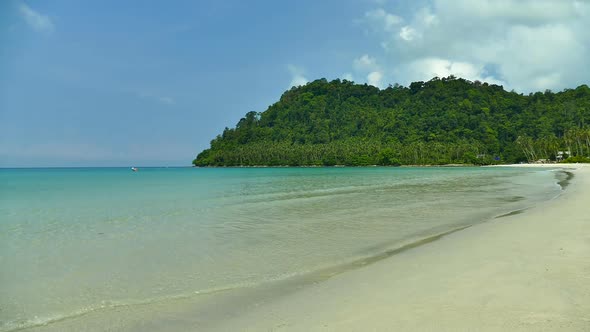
[0,166,568,331]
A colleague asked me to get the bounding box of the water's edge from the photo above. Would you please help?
[7,169,574,332]
[0,169,574,331]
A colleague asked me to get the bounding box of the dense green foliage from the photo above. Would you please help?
[562,156,590,163]
[194,76,590,166]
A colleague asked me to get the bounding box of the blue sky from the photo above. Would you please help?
[2,0,589,167]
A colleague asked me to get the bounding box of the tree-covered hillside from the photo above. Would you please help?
[194,76,590,166]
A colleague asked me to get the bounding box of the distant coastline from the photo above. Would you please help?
[191,162,588,168]
[193,77,590,167]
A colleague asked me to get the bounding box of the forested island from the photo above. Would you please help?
[193,76,590,166]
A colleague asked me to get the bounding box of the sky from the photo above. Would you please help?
[1,0,589,167]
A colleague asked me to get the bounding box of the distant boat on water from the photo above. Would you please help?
[131,167,138,172]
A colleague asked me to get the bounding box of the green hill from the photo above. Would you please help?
[194,76,590,166]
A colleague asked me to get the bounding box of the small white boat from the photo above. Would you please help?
[131,167,138,172]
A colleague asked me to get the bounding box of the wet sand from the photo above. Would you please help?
[209,164,590,331]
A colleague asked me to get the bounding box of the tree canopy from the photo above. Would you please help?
[194,76,590,166]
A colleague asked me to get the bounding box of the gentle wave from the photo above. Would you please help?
[225,175,499,206]
[1,284,246,332]
[0,223,475,332]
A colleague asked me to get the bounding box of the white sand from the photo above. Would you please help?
[210,164,590,331]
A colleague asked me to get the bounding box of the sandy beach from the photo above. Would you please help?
[21,165,590,332]
[206,164,590,331]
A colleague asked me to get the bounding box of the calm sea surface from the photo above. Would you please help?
[0,167,564,330]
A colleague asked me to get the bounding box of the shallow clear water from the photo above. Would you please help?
[0,167,563,331]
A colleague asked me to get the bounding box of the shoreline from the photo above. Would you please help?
[193,162,587,168]
[21,164,589,331]
[208,164,590,331]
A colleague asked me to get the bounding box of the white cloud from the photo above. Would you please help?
[358,0,590,92]
[367,71,384,88]
[288,65,308,87]
[416,7,437,27]
[363,8,403,32]
[435,0,581,25]
[408,58,481,79]
[342,73,354,81]
[290,76,308,87]
[353,54,378,71]
[352,54,386,86]
[401,58,504,85]
[18,2,54,33]
[399,26,417,41]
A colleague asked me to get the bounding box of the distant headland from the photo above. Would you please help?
[193,76,590,167]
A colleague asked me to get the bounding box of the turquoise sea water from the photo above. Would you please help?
[0,167,565,331]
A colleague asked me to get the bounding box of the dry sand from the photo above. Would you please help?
[209,164,590,331]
